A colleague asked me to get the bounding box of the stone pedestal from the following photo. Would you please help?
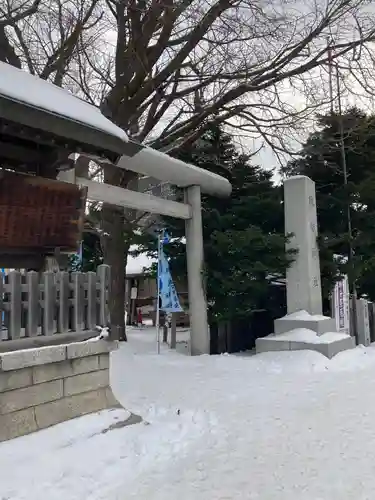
[256,329,355,359]
[274,311,336,336]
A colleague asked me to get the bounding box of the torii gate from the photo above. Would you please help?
[64,145,231,355]
[0,61,231,355]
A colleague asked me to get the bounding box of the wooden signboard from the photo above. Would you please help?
[0,171,87,254]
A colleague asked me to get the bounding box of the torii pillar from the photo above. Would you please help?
[185,185,209,355]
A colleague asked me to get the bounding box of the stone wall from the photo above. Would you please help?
[0,338,119,442]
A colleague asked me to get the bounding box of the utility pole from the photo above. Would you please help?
[327,41,358,343]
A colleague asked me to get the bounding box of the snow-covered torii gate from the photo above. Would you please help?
[0,61,231,354]
[74,145,231,355]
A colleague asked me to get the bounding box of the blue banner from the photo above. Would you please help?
[158,248,183,313]
[162,231,170,244]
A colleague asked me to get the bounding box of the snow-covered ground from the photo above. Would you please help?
[2,328,375,499]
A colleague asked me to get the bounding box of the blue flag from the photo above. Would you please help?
[158,248,182,313]
[162,231,170,245]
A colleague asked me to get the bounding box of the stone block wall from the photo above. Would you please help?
[0,338,119,442]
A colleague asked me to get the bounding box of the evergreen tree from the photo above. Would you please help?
[68,232,103,272]
[135,125,292,328]
[284,107,375,300]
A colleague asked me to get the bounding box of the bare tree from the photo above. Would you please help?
[77,0,375,151]
[0,0,40,67]
[3,0,375,340]
[0,0,104,85]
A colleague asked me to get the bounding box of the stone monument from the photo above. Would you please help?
[285,175,323,315]
[256,175,355,358]
[275,176,335,335]
[356,298,370,346]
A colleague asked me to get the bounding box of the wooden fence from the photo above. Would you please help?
[0,265,110,341]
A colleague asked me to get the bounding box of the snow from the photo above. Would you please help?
[3,328,375,499]
[272,327,351,343]
[0,62,128,141]
[283,309,330,321]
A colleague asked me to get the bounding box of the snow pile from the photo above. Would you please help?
[273,327,350,344]
[282,309,331,321]
[89,325,110,340]
[327,344,375,372]
[2,329,375,499]
[0,61,127,141]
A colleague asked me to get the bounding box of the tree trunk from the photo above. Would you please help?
[101,165,136,341]
[102,206,128,340]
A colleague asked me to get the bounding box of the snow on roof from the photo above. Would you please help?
[118,146,232,197]
[0,62,128,142]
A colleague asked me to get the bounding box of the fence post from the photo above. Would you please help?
[72,272,84,332]
[42,272,55,335]
[57,272,70,333]
[97,264,110,328]
[9,271,22,339]
[86,271,97,330]
[26,271,39,337]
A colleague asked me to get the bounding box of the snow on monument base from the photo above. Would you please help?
[274,310,336,335]
[256,329,355,359]
[256,311,355,359]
